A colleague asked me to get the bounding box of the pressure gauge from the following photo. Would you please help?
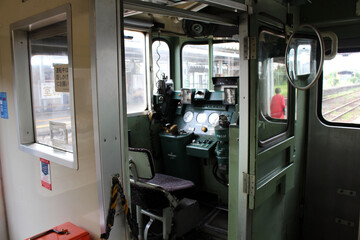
[183,111,194,123]
[208,112,220,125]
[196,113,207,123]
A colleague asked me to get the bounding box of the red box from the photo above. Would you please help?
[26,222,90,240]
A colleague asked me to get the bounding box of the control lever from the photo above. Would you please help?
[163,123,179,135]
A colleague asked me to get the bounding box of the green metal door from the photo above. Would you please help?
[247,2,298,239]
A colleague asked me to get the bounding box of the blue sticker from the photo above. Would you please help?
[0,92,8,119]
[41,161,49,175]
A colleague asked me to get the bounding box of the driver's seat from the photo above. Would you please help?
[129,147,199,240]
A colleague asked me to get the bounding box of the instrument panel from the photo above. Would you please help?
[177,107,235,136]
[182,111,223,125]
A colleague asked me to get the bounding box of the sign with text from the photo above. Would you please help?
[40,158,52,190]
[54,64,69,92]
[0,92,8,119]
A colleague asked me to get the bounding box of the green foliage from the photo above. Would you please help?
[348,77,360,84]
[273,64,288,96]
[324,72,336,81]
[274,84,288,97]
[331,78,340,86]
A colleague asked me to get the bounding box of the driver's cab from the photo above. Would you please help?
[126,25,240,239]
[90,1,348,240]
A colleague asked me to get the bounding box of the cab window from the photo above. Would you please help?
[182,42,239,89]
[124,30,147,114]
[182,44,209,88]
[213,42,240,77]
[321,52,360,124]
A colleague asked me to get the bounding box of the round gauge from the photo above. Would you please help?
[183,111,194,123]
[196,113,207,123]
[208,113,220,125]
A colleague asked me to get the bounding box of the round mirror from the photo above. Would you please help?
[285,24,325,90]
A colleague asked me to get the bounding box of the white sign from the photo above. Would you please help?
[40,158,52,190]
[49,121,68,148]
[54,64,69,92]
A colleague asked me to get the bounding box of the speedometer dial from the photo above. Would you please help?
[183,111,194,123]
[196,113,207,123]
[208,113,219,125]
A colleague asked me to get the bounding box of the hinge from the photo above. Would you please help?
[244,37,256,60]
[243,172,256,196]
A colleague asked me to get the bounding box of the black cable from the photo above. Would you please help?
[100,176,139,240]
[212,162,228,187]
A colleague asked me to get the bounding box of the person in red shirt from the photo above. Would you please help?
[270,88,286,119]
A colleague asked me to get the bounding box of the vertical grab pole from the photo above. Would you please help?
[90,0,129,238]
[238,12,250,240]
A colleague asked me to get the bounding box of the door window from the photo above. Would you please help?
[258,31,290,143]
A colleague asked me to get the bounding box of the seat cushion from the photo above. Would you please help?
[131,173,195,209]
[145,173,194,192]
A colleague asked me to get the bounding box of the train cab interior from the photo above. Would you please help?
[1,0,360,240]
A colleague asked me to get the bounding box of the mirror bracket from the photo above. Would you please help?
[321,31,338,60]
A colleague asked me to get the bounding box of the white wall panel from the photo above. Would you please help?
[0,1,100,239]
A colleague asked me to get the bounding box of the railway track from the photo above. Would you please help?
[323,89,360,102]
[323,97,360,122]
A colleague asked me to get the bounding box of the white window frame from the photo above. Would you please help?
[11,4,78,169]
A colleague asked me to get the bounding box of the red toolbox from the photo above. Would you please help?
[25,222,90,240]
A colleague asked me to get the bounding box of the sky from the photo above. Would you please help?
[323,52,360,75]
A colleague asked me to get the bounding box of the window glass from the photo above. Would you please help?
[182,44,209,88]
[30,29,73,152]
[258,31,289,142]
[213,42,240,77]
[152,40,170,81]
[268,59,288,120]
[321,52,360,124]
[124,30,147,114]
[259,56,288,120]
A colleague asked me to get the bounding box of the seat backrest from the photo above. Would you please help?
[128,147,155,180]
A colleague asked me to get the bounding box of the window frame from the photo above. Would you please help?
[11,4,78,169]
[317,49,360,128]
[124,28,151,116]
